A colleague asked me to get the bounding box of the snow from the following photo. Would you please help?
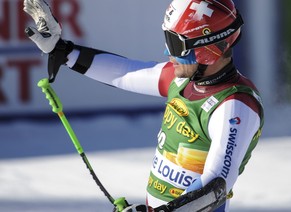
[1,115,291,212]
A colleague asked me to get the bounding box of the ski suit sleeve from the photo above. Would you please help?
[186,93,261,194]
[66,49,175,97]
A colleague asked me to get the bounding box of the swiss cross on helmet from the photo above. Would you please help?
[163,0,244,65]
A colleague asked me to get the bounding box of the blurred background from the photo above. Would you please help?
[0,0,290,211]
[0,0,290,136]
[0,0,290,135]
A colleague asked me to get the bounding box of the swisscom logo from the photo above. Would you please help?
[229,117,241,125]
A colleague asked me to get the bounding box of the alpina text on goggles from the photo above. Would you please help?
[164,12,244,57]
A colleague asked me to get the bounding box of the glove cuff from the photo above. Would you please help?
[54,39,74,54]
[48,39,74,83]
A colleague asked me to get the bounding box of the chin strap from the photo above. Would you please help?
[190,64,208,81]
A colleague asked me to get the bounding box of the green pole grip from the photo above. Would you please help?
[114,197,129,212]
[37,78,84,154]
[37,78,63,113]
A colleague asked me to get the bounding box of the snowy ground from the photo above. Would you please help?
[1,115,291,212]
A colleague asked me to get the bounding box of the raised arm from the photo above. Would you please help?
[24,0,175,97]
[66,49,175,97]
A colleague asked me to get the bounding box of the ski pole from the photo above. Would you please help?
[37,78,128,212]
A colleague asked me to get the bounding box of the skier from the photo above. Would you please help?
[24,0,264,211]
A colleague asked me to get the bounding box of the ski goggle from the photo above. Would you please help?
[163,12,244,57]
[164,48,197,64]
